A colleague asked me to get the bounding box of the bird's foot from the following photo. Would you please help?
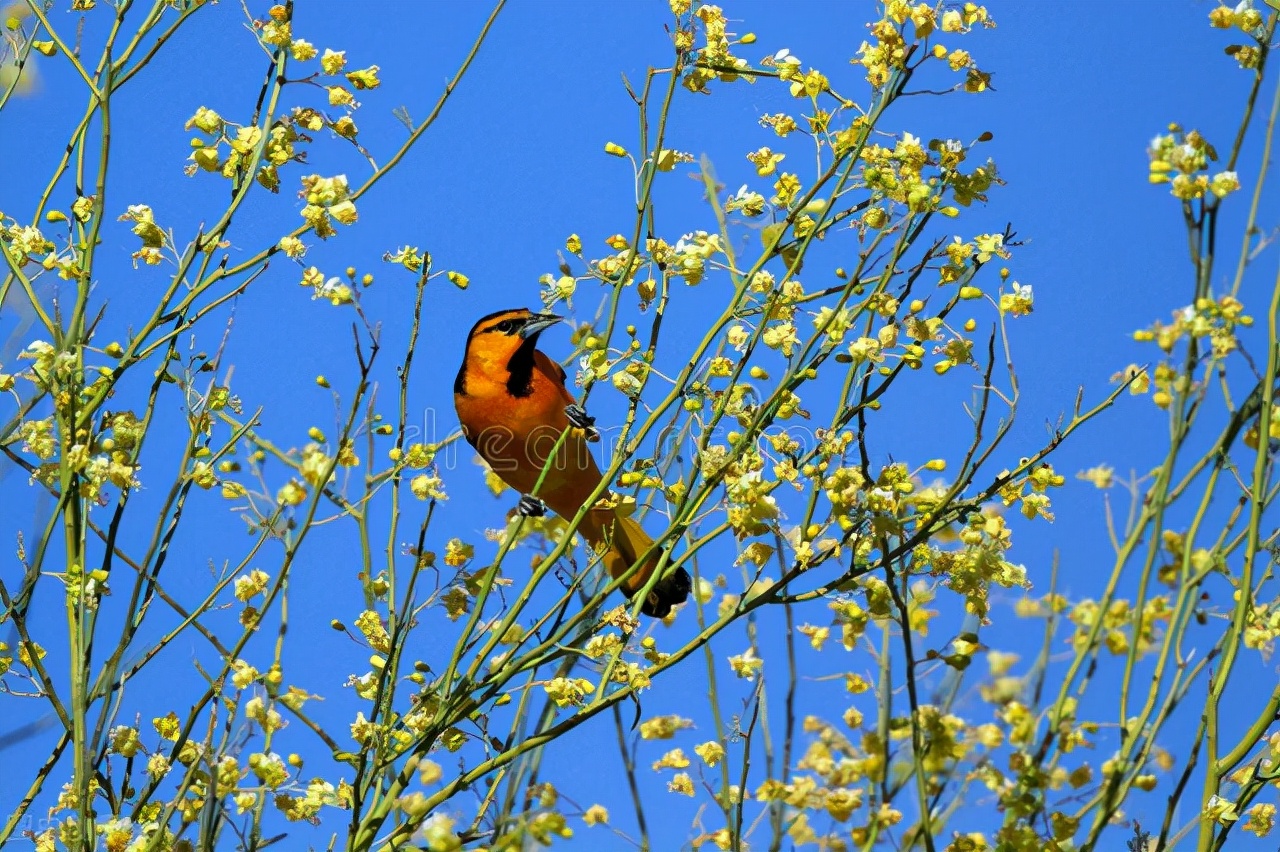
[516,495,547,518]
[565,404,600,442]
[637,567,693,619]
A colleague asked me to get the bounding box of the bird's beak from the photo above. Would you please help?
[519,313,562,339]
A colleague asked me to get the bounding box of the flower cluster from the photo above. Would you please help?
[33,669,347,850]
[675,3,754,94]
[1148,126,1239,201]
[118,204,168,266]
[1065,596,1173,656]
[1124,294,1254,408]
[918,509,1030,620]
[0,211,87,280]
[3,346,142,500]
[1133,295,1252,358]
[182,2,380,267]
[299,174,358,239]
[1208,0,1268,68]
[857,1,994,90]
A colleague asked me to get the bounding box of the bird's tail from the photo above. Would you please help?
[581,509,690,618]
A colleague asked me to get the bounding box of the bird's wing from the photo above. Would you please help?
[533,350,576,406]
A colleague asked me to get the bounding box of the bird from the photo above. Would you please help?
[453,307,691,618]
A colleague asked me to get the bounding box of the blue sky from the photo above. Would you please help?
[2,0,1278,848]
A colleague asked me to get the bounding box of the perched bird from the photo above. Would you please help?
[454,307,691,617]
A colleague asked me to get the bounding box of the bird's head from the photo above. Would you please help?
[461,307,562,375]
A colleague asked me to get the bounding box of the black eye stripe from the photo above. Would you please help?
[485,318,520,334]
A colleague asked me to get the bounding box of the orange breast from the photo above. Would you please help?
[455,355,604,516]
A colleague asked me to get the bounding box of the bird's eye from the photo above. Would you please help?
[495,319,515,333]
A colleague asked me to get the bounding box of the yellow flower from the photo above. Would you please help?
[320,48,346,74]
[654,148,679,170]
[109,726,140,757]
[1209,170,1240,198]
[329,200,358,225]
[346,66,381,90]
[441,588,468,621]
[1076,465,1114,489]
[943,48,971,72]
[146,753,170,778]
[746,146,785,177]
[403,443,436,467]
[789,68,829,98]
[385,245,426,271]
[355,610,391,654]
[1204,794,1239,825]
[797,624,830,650]
[1234,4,1264,31]
[694,741,725,766]
[119,204,165,248]
[153,712,181,740]
[760,113,798,137]
[1243,803,1276,837]
[1226,43,1262,68]
[277,479,308,506]
[70,195,94,221]
[638,715,693,739]
[1171,173,1209,200]
[290,39,316,60]
[260,19,290,47]
[294,106,325,131]
[443,538,474,567]
[543,676,594,708]
[185,106,223,134]
[845,672,871,693]
[234,569,270,601]
[825,788,863,821]
[231,659,260,689]
[998,283,1033,316]
[725,184,766,217]
[651,748,690,770]
[191,146,220,172]
[1027,464,1064,492]
[667,772,695,796]
[964,68,991,93]
[417,759,443,785]
[728,648,763,679]
[773,172,801,207]
[862,206,888,229]
[131,246,162,266]
[762,321,799,356]
[349,711,377,745]
[961,3,991,26]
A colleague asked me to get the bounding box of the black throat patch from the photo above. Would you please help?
[453,361,469,396]
[505,336,539,398]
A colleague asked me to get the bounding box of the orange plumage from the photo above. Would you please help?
[453,308,690,617]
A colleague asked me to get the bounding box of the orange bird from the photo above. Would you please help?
[454,307,690,617]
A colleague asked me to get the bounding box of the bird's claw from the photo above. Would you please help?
[565,404,600,442]
[638,567,693,619]
[516,495,547,518]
